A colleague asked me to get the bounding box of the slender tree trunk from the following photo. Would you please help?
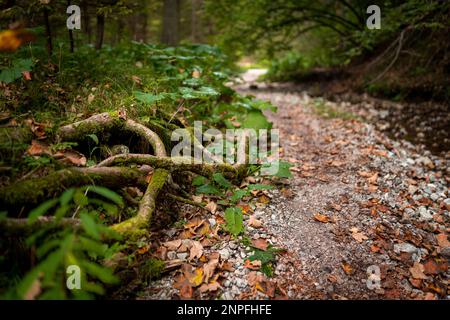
[191,0,202,42]
[95,13,105,50]
[161,0,180,46]
[81,0,91,44]
[43,7,52,58]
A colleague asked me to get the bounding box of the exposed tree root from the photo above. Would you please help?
[0,166,150,211]
[0,217,81,236]
[57,112,167,157]
[2,112,248,238]
[110,168,169,236]
[96,153,245,180]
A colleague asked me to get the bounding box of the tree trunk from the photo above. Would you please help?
[43,7,52,57]
[161,0,180,46]
[191,0,202,42]
[95,13,105,50]
[81,0,91,44]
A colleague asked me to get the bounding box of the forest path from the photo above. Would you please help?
[233,70,449,299]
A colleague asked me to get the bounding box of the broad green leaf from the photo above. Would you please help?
[230,189,248,203]
[212,172,232,189]
[59,188,75,206]
[192,175,208,186]
[240,110,272,130]
[224,207,243,236]
[85,186,124,207]
[80,213,101,240]
[248,184,274,191]
[196,183,221,195]
[73,189,88,207]
[86,134,99,145]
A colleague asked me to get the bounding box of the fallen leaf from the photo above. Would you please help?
[137,245,149,254]
[350,227,368,243]
[205,201,217,213]
[192,195,203,203]
[55,149,86,166]
[22,71,32,80]
[244,259,262,270]
[203,258,219,282]
[189,268,204,287]
[248,215,263,228]
[163,239,182,251]
[189,241,203,260]
[27,140,50,156]
[252,238,269,251]
[423,259,440,275]
[314,213,332,223]
[367,172,379,185]
[342,262,353,275]
[237,203,252,214]
[436,233,450,249]
[409,262,428,280]
[192,70,201,78]
[199,281,221,293]
[258,195,270,204]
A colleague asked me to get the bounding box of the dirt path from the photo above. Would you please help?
[234,72,449,299]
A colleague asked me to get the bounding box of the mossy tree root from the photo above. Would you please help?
[96,153,245,180]
[110,168,169,236]
[0,166,150,211]
[57,112,167,157]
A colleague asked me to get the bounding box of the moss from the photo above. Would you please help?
[141,258,165,282]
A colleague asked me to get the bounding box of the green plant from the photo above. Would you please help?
[3,186,124,300]
[223,207,244,237]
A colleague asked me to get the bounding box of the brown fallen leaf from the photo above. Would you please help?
[367,172,379,185]
[54,149,86,166]
[436,233,450,249]
[423,259,440,275]
[252,238,269,251]
[248,215,263,228]
[27,140,51,156]
[205,201,217,213]
[189,241,203,260]
[244,259,262,270]
[203,258,219,283]
[342,262,353,275]
[314,213,332,223]
[163,239,182,251]
[199,281,221,293]
[350,227,368,243]
[258,195,270,204]
[409,262,428,280]
[237,203,252,214]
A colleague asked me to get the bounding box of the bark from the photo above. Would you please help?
[43,7,52,57]
[67,0,75,53]
[96,13,105,50]
[161,0,180,46]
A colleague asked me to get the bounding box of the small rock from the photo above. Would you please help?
[229,242,238,250]
[417,206,433,221]
[208,218,217,227]
[408,185,418,195]
[394,243,418,254]
[177,252,188,260]
[430,193,439,202]
[167,251,177,260]
[219,248,230,260]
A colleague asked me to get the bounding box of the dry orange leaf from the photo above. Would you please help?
[252,238,269,251]
[350,227,368,243]
[314,213,332,223]
[248,215,262,228]
[258,195,270,204]
[342,262,353,275]
[409,262,428,280]
[244,259,262,270]
[436,233,450,249]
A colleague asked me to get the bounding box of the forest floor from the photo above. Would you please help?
[136,70,449,300]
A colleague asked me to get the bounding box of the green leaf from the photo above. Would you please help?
[0,58,33,84]
[240,110,272,130]
[212,172,232,189]
[261,161,293,178]
[86,134,99,145]
[28,199,59,223]
[73,189,88,207]
[224,207,243,236]
[81,261,118,284]
[85,186,124,207]
[196,183,221,195]
[230,189,248,203]
[80,213,101,240]
[247,184,274,191]
[192,176,208,186]
[249,249,275,264]
[59,188,75,206]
